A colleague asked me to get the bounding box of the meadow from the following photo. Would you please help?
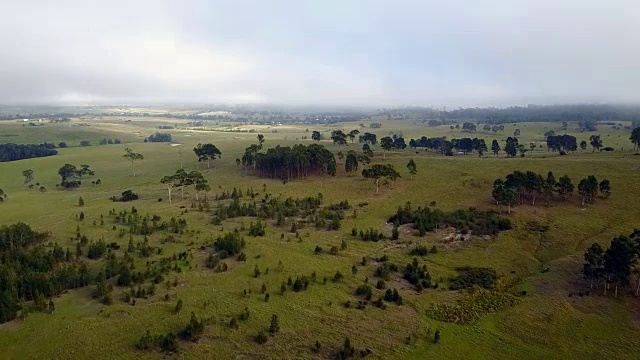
[0,116,639,359]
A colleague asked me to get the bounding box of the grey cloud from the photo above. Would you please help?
[1,0,639,107]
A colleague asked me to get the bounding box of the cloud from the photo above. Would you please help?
[1,0,639,107]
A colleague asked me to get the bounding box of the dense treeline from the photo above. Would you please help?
[492,170,610,212]
[388,203,511,236]
[0,143,58,162]
[145,132,172,142]
[242,144,336,180]
[583,229,640,297]
[0,223,90,323]
[409,136,487,156]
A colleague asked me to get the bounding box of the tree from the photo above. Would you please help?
[361,164,400,194]
[269,314,280,334]
[492,179,517,213]
[504,137,518,158]
[513,129,521,137]
[0,188,6,203]
[603,236,636,297]
[79,140,90,147]
[344,151,359,175]
[589,135,602,152]
[580,140,587,150]
[58,164,82,189]
[331,130,347,146]
[22,169,34,185]
[584,243,604,289]
[380,137,394,158]
[630,127,640,153]
[491,139,501,157]
[358,132,377,145]
[543,171,556,205]
[257,134,265,148]
[311,131,321,142]
[599,179,611,198]
[578,175,598,206]
[78,196,85,207]
[406,159,417,178]
[483,124,491,132]
[348,129,360,143]
[362,143,374,158]
[562,121,568,130]
[123,148,144,176]
[190,171,209,201]
[193,143,221,169]
[556,175,574,201]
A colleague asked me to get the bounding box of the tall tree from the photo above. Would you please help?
[311,131,321,142]
[348,129,360,143]
[123,148,144,176]
[160,174,176,204]
[630,127,640,153]
[344,151,359,175]
[362,164,400,194]
[22,169,34,185]
[193,143,222,169]
[599,179,611,198]
[589,135,603,152]
[583,243,604,289]
[603,236,636,297]
[191,171,210,201]
[504,137,519,158]
[380,137,394,158]
[578,175,598,206]
[330,130,347,146]
[556,175,574,201]
[491,139,501,157]
[406,159,417,178]
[257,134,265,148]
[543,171,556,205]
[362,143,374,158]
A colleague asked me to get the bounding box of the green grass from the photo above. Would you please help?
[0,118,639,359]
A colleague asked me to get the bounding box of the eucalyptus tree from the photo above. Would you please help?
[362,164,400,194]
[193,143,221,169]
[123,148,144,176]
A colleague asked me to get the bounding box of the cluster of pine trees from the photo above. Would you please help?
[0,223,91,323]
[492,171,610,212]
[242,144,336,180]
[583,230,640,297]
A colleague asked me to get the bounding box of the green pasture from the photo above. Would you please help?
[0,118,638,359]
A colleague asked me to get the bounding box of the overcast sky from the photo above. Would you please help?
[1,0,639,107]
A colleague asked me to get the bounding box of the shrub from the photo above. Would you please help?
[355,284,373,300]
[449,267,498,290]
[255,330,268,344]
[409,245,429,256]
[333,270,344,282]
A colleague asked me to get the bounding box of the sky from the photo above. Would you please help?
[1,0,639,107]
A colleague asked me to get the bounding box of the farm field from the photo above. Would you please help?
[1,117,639,360]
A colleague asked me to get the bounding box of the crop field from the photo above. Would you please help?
[0,117,639,360]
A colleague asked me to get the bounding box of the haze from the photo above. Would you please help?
[1,0,639,107]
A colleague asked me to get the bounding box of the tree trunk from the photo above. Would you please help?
[375,179,379,194]
[507,203,511,214]
[181,186,184,200]
[167,188,172,204]
[195,191,199,201]
[615,283,618,298]
[207,158,211,169]
[532,195,536,206]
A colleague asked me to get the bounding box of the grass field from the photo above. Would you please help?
[0,117,639,359]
